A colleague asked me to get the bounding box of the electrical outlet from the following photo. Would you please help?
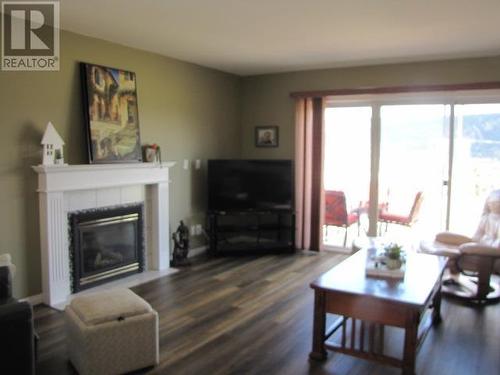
[195,224,202,235]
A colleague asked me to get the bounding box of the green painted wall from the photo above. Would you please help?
[240,56,500,159]
[0,30,241,298]
[3,24,500,301]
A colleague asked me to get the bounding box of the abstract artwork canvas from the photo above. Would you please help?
[81,63,142,163]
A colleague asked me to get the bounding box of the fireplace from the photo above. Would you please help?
[34,163,173,307]
[69,204,144,292]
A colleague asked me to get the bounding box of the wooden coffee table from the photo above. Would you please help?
[309,249,447,375]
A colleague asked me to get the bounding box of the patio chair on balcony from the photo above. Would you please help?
[378,191,424,235]
[324,191,359,247]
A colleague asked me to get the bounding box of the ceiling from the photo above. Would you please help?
[60,0,500,76]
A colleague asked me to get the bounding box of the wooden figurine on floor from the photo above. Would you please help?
[171,221,190,266]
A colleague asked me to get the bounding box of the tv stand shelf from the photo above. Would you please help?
[207,210,295,255]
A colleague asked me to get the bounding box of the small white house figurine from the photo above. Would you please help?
[41,122,66,166]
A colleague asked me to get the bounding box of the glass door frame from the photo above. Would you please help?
[324,89,500,238]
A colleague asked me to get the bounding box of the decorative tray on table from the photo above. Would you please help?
[365,244,406,279]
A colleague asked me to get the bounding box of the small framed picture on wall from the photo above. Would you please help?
[255,126,279,148]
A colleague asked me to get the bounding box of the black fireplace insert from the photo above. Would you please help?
[69,204,144,292]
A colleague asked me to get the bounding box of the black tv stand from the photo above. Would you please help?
[207,210,295,255]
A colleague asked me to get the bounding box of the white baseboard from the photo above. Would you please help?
[20,293,43,306]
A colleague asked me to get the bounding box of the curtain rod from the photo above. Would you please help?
[290,81,500,98]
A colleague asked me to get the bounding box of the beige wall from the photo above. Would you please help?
[240,56,500,159]
[0,30,241,298]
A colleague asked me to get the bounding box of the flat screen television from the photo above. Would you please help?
[207,159,293,212]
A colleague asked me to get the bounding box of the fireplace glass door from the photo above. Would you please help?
[70,204,144,292]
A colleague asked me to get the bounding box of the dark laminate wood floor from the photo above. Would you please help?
[34,251,500,375]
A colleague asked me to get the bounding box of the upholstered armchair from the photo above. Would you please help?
[420,190,500,304]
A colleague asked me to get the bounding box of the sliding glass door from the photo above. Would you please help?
[323,94,500,248]
[379,105,450,240]
[323,106,371,247]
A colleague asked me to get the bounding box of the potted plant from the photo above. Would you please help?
[384,243,404,269]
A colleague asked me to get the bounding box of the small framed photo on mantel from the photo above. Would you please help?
[255,126,279,148]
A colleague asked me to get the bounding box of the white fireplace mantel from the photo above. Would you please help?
[33,162,175,307]
[33,162,175,192]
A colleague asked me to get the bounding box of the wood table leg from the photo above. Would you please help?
[309,290,327,361]
[402,312,418,375]
[432,285,442,325]
[476,258,493,301]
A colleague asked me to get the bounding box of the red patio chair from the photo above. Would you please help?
[324,191,359,247]
[378,191,424,234]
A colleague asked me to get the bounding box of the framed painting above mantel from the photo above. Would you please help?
[80,62,143,163]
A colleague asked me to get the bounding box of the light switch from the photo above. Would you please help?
[183,159,190,170]
[195,159,201,170]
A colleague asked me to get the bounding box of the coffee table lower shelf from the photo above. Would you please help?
[312,307,440,372]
